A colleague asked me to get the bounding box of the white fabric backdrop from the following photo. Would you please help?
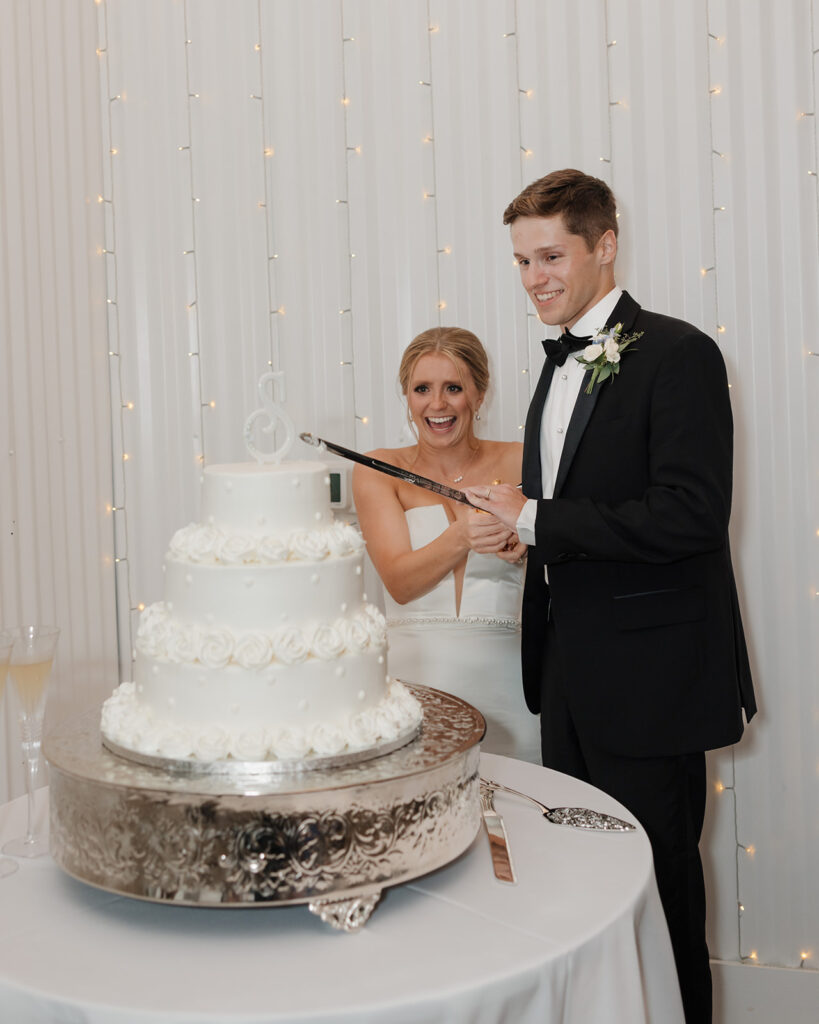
[0,0,817,1009]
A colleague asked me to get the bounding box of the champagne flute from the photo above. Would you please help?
[2,625,60,858]
[0,631,18,876]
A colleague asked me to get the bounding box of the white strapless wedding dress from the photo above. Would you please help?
[383,505,541,763]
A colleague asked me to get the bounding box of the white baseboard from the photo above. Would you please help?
[712,960,819,1023]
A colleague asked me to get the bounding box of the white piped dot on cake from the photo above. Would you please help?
[292,478,300,487]
[152,665,160,675]
[355,566,362,575]
[377,655,384,664]
[298,698,308,711]
[311,573,319,584]
[340,602,347,612]
[314,511,322,521]
[185,573,193,585]
[357,689,366,701]
[324,475,331,485]
[336,666,345,677]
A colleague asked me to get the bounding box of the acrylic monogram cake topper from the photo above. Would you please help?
[243,371,296,464]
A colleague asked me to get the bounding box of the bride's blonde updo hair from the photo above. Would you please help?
[398,327,490,416]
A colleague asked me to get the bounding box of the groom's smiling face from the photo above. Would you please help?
[511,214,616,331]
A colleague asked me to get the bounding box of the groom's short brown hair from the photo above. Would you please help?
[503,169,618,251]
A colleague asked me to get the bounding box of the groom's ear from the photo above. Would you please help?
[596,229,617,266]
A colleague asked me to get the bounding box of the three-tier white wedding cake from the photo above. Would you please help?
[101,459,421,763]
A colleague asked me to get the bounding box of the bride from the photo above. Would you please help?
[353,326,541,762]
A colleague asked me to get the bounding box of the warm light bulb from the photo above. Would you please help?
[209,400,216,408]
[715,781,724,792]
[137,603,145,611]
[264,147,274,157]
[122,453,130,461]
[437,300,447,310]
[745,844,755,857]
[341,96,350,106]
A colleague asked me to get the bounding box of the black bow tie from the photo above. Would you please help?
[541,331,591,367]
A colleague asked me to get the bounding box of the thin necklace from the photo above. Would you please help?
[451,444,479,483]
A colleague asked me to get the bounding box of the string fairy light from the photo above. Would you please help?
[95,0,138,676]
[502,6,537,428]
[180,0,207,492]
[420,14,446,333]
[338,13,367,441]
[253,5,282,384]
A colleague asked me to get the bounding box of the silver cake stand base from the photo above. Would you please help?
[44,684,484,931]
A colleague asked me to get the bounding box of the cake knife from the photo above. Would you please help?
[479,782,516,884]
[299,432,475,506]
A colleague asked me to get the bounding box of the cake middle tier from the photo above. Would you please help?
[162,550,369,630]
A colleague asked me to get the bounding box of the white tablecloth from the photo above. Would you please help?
[0,753,683,1024]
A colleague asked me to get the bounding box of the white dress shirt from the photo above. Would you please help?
[516,287,623,548]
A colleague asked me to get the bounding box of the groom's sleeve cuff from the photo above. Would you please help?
[516,500,537,546]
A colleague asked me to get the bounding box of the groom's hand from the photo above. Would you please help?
[464,483,527,532]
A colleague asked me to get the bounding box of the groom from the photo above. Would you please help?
[466,169,756,1023]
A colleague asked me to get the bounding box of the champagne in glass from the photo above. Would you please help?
[2,625,60,859]
[0,632,18,877]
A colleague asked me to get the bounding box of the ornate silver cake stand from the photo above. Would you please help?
[44,684,484,932]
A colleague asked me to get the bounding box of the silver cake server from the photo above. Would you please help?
[479,782,516,883]
[481,777,636,832]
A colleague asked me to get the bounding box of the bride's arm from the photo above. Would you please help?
[353,458,474,605]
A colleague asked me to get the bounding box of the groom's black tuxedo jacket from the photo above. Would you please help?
[521,291,756,757]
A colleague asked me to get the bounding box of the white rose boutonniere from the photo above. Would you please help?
[575,322,642,395]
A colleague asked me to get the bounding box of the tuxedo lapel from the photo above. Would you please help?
[552,291,642,498]
[522,357,555,498]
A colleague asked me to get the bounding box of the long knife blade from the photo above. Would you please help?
[480,784,516,884]
[299,432,475,506]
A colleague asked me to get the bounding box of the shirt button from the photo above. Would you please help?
[561,374,568,380]
[557,427,564,434]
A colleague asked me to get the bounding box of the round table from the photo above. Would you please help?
[0,752,683,1024]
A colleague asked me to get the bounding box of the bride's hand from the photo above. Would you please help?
[495,539,527,564]
[457,506,516,553]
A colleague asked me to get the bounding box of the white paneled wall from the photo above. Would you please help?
[0,2,116,800]
[1,0,817,1015]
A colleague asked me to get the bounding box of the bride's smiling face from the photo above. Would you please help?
[407,352,482,447]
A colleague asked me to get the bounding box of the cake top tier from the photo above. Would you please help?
[201,461,332,534]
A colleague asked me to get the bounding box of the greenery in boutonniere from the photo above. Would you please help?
[575,322,643,394]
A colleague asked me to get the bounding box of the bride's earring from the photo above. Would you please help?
[474,409,481,421]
